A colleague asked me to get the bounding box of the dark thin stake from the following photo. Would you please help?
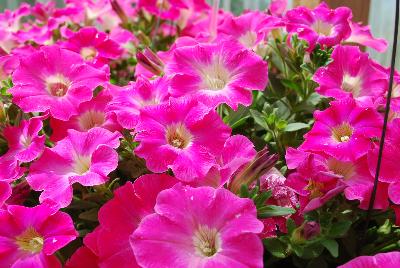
[366,0,399,227]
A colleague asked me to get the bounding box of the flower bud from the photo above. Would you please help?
[291,221,321,244]
[110,0,129,26]
[136,48,165,76]
[229,148,278,194]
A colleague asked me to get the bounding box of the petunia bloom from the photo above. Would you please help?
[3,116,46,163]
[286,150,345,213]
[130,184,264,268]
[345,22,388,53]
[27,127,121,207]
[218,11,280,49]
[66,174,178,268]
[285,3,351,50]
[166,40,268,110]
[134,97,231,182]
[61,27,123,67]
[106,76,170,129]
[0,181,11,207]
[50,91,120,142]
[300,98,382,161]
[368,119,400,205]
[313,45,387,101]
[10,45,107,120]
[339,251,400,268]
[0,203,77,267]
[0,116,45,182]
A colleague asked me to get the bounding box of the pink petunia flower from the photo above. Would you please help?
[368,119,400,205]
[193,135,257,187]
[66,174,178,268]
[50,91,120,142]
[65,245,99,268]
[10,45,108,120]
[0,203,77,267]
[259,168,298,238]
[61,27,123,68]
[138,0,196,21]
[313,45,387,101]
[285,3,351,50]
[130,184,264,268]
[27,127,121,207]
[300,98,382,161]
[286,151,345,213]
[3,116,46,163]
[0,116,45,182]
[134,97,231,182]
[269,0,287,16]
[0,181,11,207]
[166,40,268,110]
[339,251,400,268]
[0,54,19,80]
[345,22,388,53]
[106,76,170,129]
[218,11,281,50]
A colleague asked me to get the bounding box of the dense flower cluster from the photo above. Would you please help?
[0,0,398,267]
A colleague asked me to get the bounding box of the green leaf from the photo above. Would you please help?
[239,184,250,198]
[250,109,268,129]
[285,122,309,132]
[286,218,297,235]
[78,208,99,222]
[321,239,339,258]
[329,221,352,237]
[263,238,287,258]
[281,79,301,92]
[258,205,296,218]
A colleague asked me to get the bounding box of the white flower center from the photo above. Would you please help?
[342,74,362,97]
[312,20,333,36]
[20,135,32,148]
[78,110,106,131]
[327,158,355,180]
[331,122,353,143]
[80,47,97,61]
[165,123,192,149]
[193,225,221,257]
[15,227,44,253]
[46,74,71,97]
[238,31,258,48]
[73,154,91,174]
[201,58,230,91]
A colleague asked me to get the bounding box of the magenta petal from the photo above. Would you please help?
[339,252,400,268]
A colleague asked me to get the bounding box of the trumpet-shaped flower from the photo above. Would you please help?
[61,27,123,67]
[339,251,400,268]
[0,203,77,267]
[50,91,120,141]
[218,11,280,49]
[0,181,11,207]
[166,41,268,110]
[106,76,170,129]
[301,98,382,161]
[285,3,351,50]
[3,116,46,163]
[130,184,264,268]
[313,45,387,101]
[66,174,178,268]
[27,127,121,207]
[10,45,107,120]
[346,22,388,53]
[368,119,400,205]
[286,151,345,212]
[134,97,231,182]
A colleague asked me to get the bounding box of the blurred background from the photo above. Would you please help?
[0,0,397,68]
